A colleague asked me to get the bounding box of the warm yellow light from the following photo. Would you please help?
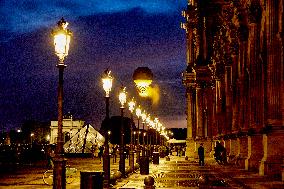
[52,18,72,63]
[46,135,50,141]
[136,106,142,118]
[146,114,151,124]
[108,130,111,135]
[141,111,147,123]
[128,98,135,113]
[119,87,127,108]
[102,69,113,97]
[134,79,152,97]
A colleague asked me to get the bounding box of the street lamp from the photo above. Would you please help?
[51,17,72,189]
[30,133,34,147]
[141,111,147,156]
[133,131,136,146]
[102,69,113,188]
[146,114,152,145]
[135,106,142,163]
[128,98,135,172]
[154,118,159,151]
[119,86,127,176]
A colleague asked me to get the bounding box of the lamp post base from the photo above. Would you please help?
[103,152,110,188]
[136,149,141,163]
[129,150,135,172]
[119,150,125,177]
[53,156,67,189]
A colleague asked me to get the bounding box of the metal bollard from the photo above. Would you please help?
[140,156,150,175]
[144,176,155,189]
[152,152,159,165]
[80,171,104,189]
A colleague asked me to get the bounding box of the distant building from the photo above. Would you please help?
[50,114,85,144]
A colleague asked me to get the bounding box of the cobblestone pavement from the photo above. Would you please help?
[0,155,283,189]
[113,156,283,189]
[0,156,128,189]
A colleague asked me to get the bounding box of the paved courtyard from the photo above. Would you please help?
[0,155,283,189]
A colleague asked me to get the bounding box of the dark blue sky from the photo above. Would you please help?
[0,0,187,130]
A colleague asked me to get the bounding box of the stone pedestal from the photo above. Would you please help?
[202,140,212,157]
[185,138,195,158]
[259,133,284,178]
[237,137,248,168]
[245,135,263,172]
[223,139,230,160]
[229,139,238,160]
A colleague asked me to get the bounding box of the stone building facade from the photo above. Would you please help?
[181,0,283,178]
[50,115,85,144]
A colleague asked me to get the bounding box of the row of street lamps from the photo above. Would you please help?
[101,68,172,186]
[51,18,172,189]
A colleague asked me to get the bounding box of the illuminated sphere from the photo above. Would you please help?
[133,67,153,97]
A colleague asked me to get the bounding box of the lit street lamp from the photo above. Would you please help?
[135,106,142,163]
[51,17,72,189]
[133,131,136,146]
[119,86,127,176]
[141,111,147,156]
[30,133,34,147]
[154,118,159,151]
[128,98,135,172]
[102,69,113,188]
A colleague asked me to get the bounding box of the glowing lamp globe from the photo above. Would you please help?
[146,115,151,124]
[119,87,127,108]
[141,111,147,123]
[102,69,113,97]
[135,106,142,118]
[133,67,153,97]
[128,98,135,113]
[52,18,72,63]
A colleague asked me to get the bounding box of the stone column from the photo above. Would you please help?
[259,0,284,177]
[196,86,204,138]
[185,88,196,158]
[237,25,249,132]
[225,65,233,134]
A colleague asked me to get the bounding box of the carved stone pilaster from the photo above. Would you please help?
[238,24,249,42]
[259,129,284,177]
[245,135,263,172]
[248,1,262,24]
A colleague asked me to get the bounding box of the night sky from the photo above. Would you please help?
[0,0,187,131]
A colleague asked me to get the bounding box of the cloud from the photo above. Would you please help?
[1,0,186,35]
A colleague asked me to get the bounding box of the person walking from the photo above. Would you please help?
[198,143,205,166]
[112,145,117,163]
[98,145,104,163]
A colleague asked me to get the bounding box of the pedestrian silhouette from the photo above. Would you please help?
[198,143,205,166]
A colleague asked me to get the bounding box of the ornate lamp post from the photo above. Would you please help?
[102,69,113,188]
[128,98,135,172]
[51,17,72,189]
[154,118,159,151]
[141,111,147,156]
[135,106,142,163]
[30,133,34,147]
[119,87,127,176]
[133,131,136,146]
